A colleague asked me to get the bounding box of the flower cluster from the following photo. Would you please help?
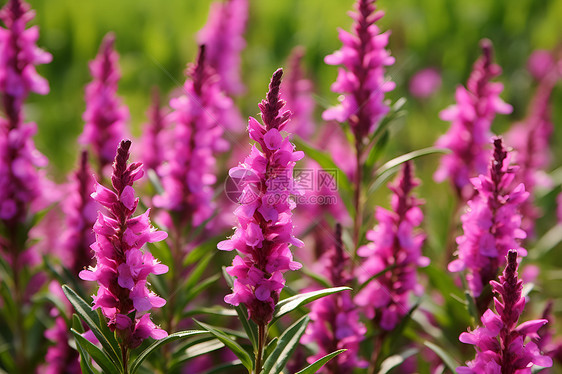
[355,162,428,330]
[281,47,315,140]
[197,0,248,95]
[154,46,233,229]
[140,88,167,174]
[449,138,528,298]
[302,224,367,373]
[322,0,395,141]
[0,0,52,224]
[218,69,304,325]
[434,40,512,198]
[59,151,97,275]
[79,33,129,172]
[79,140,168,349]
[458,250,553,373]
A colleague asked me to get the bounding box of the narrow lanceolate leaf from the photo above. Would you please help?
[62,285,122,367]
[295,349,347,374]
[74,337,100,374]
[357,264,396,292]
[129,330,208,374]
[377,348,418,374]
[193,320,253,373]
[71,329,120,374]
[424,341,461,373]
[168,339,225,370]
[262,315,310,374]
[272,287,350,323]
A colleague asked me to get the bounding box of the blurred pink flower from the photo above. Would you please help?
[527,50,555,81]
[409,68,441,98]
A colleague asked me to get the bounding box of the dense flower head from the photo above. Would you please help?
[505,70,558,237]
[79,140,168,349]
[449,138,529,298]
[79,33,129,171]
[59,151,97,275]
[218,69,304,325]
[302,224,367,373]
[434,40,512,198]
[197,0,248,95]
[0,0,52,226]
[140,88,167,174]
[322,0,395,141]
[355,162,429,331]
[154,45,234,229]
[458,250,553,373]
[281,47,315,139]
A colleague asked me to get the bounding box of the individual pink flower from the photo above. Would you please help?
[302,224,367,373]
[154,46,233,229]
[409,68,442,98]
[79,33,129,172]
[281,47,315,139]
[434,40,512,199]
[79,140,168,349]
[449,138,528,301]
[140,88,167,174]
[218,69,304,325]
[527,50,556,81]
[322,0,395,141]
[355,162,429,331]
[457,250,553,373]
[197,0,248,95]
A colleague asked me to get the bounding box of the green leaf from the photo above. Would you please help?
[181,306,238,318]
[357,264,396,292]
[194,320,253,373]
[294,140,355,217]
[62,285,122,367]
[272,287,350,323]
[530,224,562,259]
[368,147,449,195]
[147,169,164,195]
[295,349,346,374]
[129,330,208,374]
[262,315,310,374]
[71,329,121,374]
[181,274,220,307]
[169,339,225,370]
[74,337,101,374]
[222,267,259,349]
[201,360,243,374]
[424,341,460,373]
[301,267,331,288]
[377,348,418,374]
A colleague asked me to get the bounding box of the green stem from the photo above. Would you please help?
[121,344,129,374]
[352,141,364,271]
[255,324,266,374]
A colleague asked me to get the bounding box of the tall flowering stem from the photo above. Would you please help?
[457,250,553,373]
[301,224,367,373]
[434,40,512,200]
[197,0,248,95]
[449,138,528,313]
[141,87,167,174]
[323,0,395,260]
[0,0,52,371]
[79,33,129,174]
[355,162,428,370]
[60,150,96,276]
[218,69,304,373]
[79,140,168,372]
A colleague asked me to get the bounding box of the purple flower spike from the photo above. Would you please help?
[219,69,304,325]
[435,40,512,199]
[40,317,80,374]
[198,0,248,95]
[0,0,52,225]
[60,150,97,276]
[281,47,315,140]
[355,162,428,331]
[449,138,528,299]
[140,88,167,174]
[79,140,168,349]
[79,33,129,172]
[322,0,395,141]
[154,45,233,228]
[302,224,367,373]
[458,250,553,373]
